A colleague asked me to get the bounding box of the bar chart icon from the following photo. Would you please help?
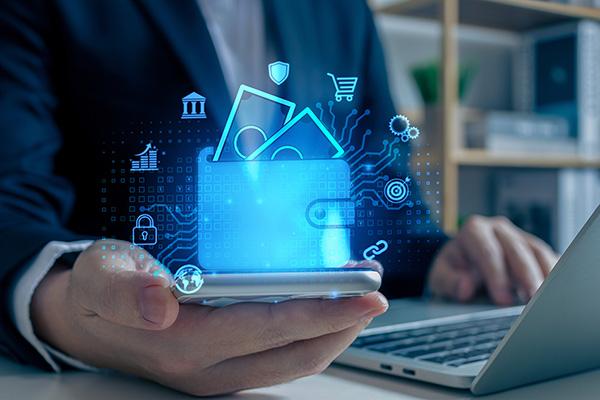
[131,143,159,172]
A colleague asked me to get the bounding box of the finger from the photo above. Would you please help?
[193,320,370,396]
[520,231,558,276]
[351,259,384,276]
[72,243,179,330]
[457,217,513,305]
[493,220,544,300]
[429,243,480,302]
[196,292,388,361]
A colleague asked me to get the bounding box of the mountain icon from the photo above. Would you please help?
[246,107,344,161]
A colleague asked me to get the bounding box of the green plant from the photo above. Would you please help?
[411,61,476,105]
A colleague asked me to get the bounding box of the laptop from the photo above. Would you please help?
[337,204,600,395]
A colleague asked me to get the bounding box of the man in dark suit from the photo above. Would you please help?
[0,0,557,395]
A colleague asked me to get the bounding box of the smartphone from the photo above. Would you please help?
[173,268,381,307]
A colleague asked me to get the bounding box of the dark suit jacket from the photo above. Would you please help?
[0,0,447,369]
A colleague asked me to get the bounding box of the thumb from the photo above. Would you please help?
[72,248,179,330]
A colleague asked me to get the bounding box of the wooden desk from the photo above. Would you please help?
[2,300,598,399]
[3,356,600,400]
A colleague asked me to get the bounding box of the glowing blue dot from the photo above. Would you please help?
[315,208,327,220]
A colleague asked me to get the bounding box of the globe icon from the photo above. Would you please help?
[174,264,204,295]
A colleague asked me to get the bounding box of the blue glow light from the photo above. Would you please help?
[213,85,296,161]
[327,73,358,102]
[132,214,158,246]
[246,107,344,161]
[198,147,353,270]
[268,61,290,85]
[362,239,389,260]
[174,264,204,295]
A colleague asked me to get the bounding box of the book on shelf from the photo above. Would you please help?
[465,111,576,154]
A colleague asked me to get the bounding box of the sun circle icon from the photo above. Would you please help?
[388,114,410,137]
[174,264,204,295]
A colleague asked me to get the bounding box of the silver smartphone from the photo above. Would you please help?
[173,268,381,307]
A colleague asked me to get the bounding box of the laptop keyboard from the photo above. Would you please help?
[351,315,517,368]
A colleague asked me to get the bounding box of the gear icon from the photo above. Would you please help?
[400,134,410,143]
[407,126,420,140]
[388,114,410,137]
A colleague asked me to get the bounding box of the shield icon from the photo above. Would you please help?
[268,61,290,85]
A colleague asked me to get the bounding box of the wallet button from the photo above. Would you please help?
[315,208,327,220]
[305,198,355,228]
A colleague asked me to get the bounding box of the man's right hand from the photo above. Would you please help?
[31,240,388,396]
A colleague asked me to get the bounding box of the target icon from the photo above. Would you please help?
[384,178,410,204]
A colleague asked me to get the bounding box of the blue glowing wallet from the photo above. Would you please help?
[197,147,354,270]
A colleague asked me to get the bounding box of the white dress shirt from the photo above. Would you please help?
[198,0,267,97]
[10,0,266,371]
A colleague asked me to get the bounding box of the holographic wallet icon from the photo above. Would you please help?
[197,147,354,270]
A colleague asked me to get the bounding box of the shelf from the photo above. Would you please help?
[375,0,600,31]
[453,149,600,168]
[373,0,600,230]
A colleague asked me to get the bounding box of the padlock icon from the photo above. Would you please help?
[132,214,158,246]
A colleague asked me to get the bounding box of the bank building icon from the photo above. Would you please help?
[181,91,206,119]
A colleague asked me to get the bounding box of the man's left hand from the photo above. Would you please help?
[428,215,559,305]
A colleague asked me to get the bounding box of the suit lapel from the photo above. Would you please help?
[135,0,231,126]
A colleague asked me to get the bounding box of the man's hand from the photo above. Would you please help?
[31,240,388,396]
[428,216,559,305]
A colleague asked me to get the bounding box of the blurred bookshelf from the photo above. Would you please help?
[374,0,600,30]
[453,150,600,168]
[372,0,600,240]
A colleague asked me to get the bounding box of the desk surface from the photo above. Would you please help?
[2,299,599,400]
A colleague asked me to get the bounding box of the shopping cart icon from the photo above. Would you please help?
[327,72,358,102]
